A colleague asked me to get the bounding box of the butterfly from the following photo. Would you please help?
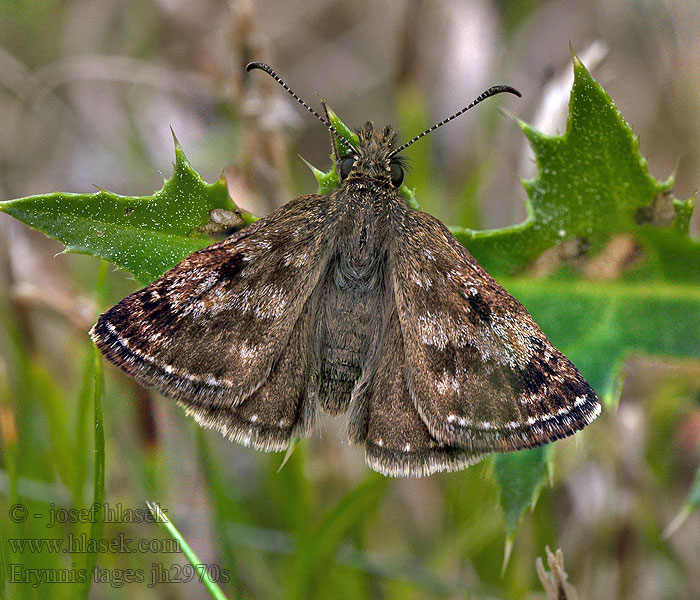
[90,63,601,477]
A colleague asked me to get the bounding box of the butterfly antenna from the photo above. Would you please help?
[389,85,521,157]
[246,62,352,148]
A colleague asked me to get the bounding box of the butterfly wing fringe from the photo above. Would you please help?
[365,443,483,477]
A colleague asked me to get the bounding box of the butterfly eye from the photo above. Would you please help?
[340,157,355,180]
[389,162,404,187]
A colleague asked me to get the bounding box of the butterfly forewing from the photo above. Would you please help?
[90,193,337,429]
[391,208,601,453]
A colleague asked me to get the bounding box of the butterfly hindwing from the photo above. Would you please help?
[348,297,483,476]
[184,287,320,450]
[391,208,601,453]
[90,193,337,445]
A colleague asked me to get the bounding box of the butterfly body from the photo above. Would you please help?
[91,122,600,477]
[318,125,400,415]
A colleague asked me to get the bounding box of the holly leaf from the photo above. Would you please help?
[475,55,699,538]
[0,136,256,284]
[453,54,696,278]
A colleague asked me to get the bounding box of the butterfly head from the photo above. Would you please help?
[338,122,406,188]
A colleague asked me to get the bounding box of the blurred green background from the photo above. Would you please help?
[1,1,699,598]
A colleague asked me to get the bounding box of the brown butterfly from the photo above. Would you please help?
[90,63,600,477]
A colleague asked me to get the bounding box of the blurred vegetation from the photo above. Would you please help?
[1,1,700,599]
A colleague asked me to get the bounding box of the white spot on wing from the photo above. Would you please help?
[239,342,257,361]
[417,311,450,349]
[574,395,587,407]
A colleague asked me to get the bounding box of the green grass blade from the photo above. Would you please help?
[80,261,107,598]
[80,340,105,598]
[664,461,700,538]
[73,347,95,510]
[146,502,230,600]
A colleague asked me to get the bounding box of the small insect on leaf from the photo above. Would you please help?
[90,63,600,477]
